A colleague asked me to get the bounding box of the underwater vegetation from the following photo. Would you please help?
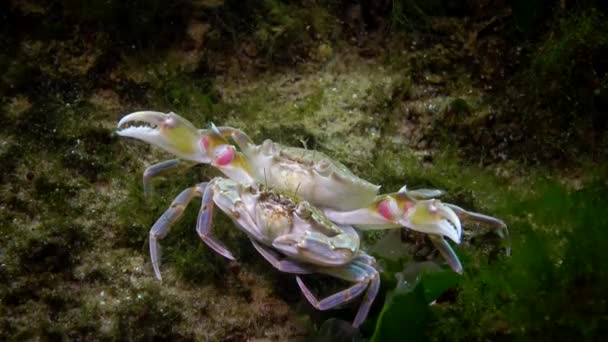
[1,0,607,340]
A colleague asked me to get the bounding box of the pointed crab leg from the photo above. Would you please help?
[428,235,463,274]
[297,256,380,328]
[355,253,377,266]
[149,186,199,281]
[445,203,511,256]
[296,276,368,311]
[251,240,314,274]
[404,187,446,199]
[196,183,236,261]
[142,159,196,196]
[206,125,256,154]
[149,183,235,281]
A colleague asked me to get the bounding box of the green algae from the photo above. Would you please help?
[214,53,403,171]
[2,1,608,340]
[428,179,608,340]
[361,148,608,340]
[371,267,460,342]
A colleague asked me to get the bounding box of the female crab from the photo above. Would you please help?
[149,176,380,328]
[117,111,510,273]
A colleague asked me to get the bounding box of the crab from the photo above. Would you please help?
[148,176,380,328]
[117,111,510,273]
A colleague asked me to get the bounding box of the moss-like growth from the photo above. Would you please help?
[20,222,88,273]
[390,0,445,31]
[520,9,608,155]
[429,180,608,340]
[440,7,608,164]
[112,282,188,340]
[252,0,334,62]
[204,0,337,67]
[3,0,608,340]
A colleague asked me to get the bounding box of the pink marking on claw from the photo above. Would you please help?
[378,200,393,220]
[214,145,234,166]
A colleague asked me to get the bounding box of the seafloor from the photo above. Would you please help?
[1,1,607,341]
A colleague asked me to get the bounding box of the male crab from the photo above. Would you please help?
[148,176,380,328]
[117,111,510,273]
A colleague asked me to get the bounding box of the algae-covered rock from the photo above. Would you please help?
[2,0,608,340]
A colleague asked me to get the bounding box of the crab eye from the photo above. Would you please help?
[214,145,234,166]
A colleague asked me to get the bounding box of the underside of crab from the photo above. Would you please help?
[147,176,379,327]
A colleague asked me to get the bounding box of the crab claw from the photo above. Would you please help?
[117,111,211,163]
[273,228,359,267]
[324,195,461,243]
[400,199,462,244]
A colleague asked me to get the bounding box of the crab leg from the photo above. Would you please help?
[212,126,255,149]
[251,240,313,274]
[296,276,367,311]
[355,253,377,266]
[196,183,237,261]
[428,235,463,274]
[405,187,446,199]
[445,204,511,256]
[297,256,380,328]
[149,183,234,281]
[142,159,196,196]
[150,186,199,281]
[352,262,380,328]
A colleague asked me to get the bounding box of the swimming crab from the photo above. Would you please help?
[149,176,380,328]
[117,111,510,273]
